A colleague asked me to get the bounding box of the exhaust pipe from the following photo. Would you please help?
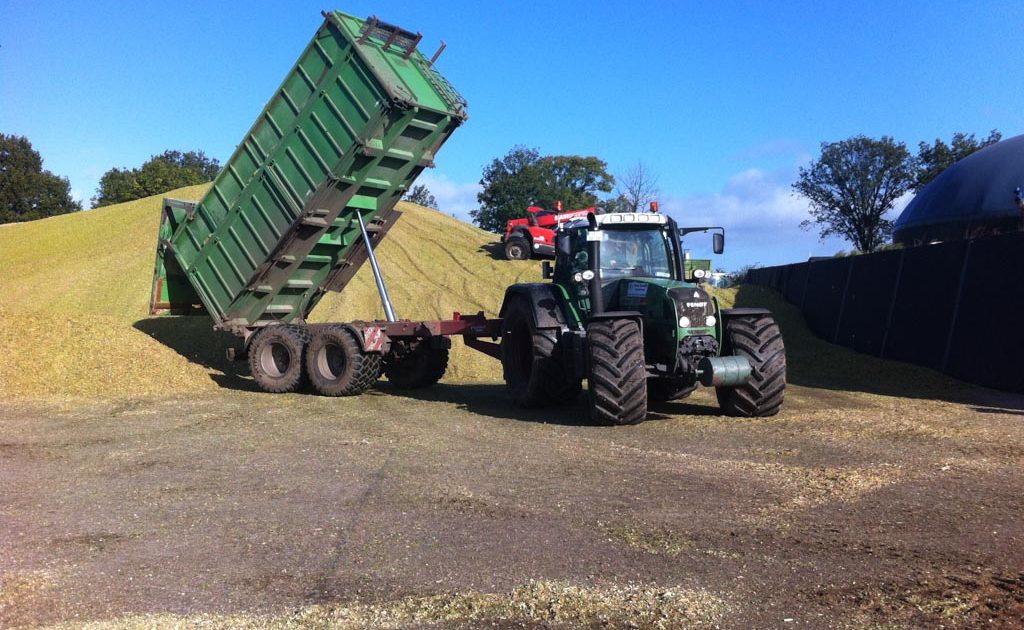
[587,213,604,315]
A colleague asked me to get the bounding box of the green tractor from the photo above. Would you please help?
[497,211,785,424]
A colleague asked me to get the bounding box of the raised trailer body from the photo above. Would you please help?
[150,10,467,339]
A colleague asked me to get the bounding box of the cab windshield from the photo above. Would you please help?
[600,227,676,280]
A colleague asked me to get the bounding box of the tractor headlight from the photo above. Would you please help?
[694,269,707,279]
[679,316,691,328]
[706,315,716,327]
[582,270,595,280]
[573,272,584,282]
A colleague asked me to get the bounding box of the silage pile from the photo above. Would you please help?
[0,184,537,399]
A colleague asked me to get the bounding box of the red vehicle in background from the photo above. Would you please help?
[502,202,596,260]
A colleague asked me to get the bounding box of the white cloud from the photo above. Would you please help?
[414,172,481,222]
[661,167,886,269]
[664,167,810,230]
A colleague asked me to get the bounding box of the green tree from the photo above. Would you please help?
[0,134,81,224]
[92,150,220,207]
[914,130,1001,191]
[793,135,914,253]
[403,184,437,208]
[471,146,614,232]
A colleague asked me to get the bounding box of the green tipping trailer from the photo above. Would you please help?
[148,10,499,397]
[150,10,467,333]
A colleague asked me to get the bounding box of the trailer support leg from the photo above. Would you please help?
[357,210,398,322]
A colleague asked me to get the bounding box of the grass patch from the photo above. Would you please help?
[37,580,728,629]
[600,521,695,557]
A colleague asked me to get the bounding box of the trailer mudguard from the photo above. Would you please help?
[499,283,569,329]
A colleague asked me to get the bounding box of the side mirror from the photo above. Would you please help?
[713,232,725,255]
[556,233,572,256]
[542,260,553,280]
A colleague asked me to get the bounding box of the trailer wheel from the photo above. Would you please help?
[716,314,786,417]
[248,325,308,393]
[305,325,381,397]
[384,342,449,389]
[500,297,580,406]
[504,237,531,260]
[647,377,697,402]
[586,318,647,425]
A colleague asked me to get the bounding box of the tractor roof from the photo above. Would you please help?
[595,212,668,226]
[559,212,669,232]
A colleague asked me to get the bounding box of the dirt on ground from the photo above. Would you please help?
[2,366,1023,628]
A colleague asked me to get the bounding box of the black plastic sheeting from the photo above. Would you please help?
[884,241,966,370]
[801,257,851,340]
[745,231,1024,392]
[945,234,1024,391]
[783,262,810,305]
[835,250,903,356]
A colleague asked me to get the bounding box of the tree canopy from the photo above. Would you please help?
[92,150,220,208]
[793,135,914,253]
[0,134,81,224]
[914,130,1001,191]
[471,146,614,232]
[403,184,437,209]
[613,161,660,212]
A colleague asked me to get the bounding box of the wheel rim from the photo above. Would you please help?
[316,342,347,381]
[260,341,291,378]
[508,244,524,258]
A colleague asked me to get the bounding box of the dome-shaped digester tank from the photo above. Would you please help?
[894,134,1024,245]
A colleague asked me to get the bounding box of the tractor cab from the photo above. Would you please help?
[551,212,722,316]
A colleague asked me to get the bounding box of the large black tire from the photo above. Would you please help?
[504,236,531,260]
[716,314,786,417]
[305,325,381,397]
[647,377,697,402]
[248,325,309,393]
[500,297,581,407]
[384,343,449,389]
[586,319,647,425]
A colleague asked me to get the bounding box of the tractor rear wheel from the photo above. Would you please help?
[504,236,531,260]
[647,377,697,402]
[248,325,309,393]
[715,314,786,417]
[500,297,580,406]
[305,325,381,396]
[384,342,449,389]
[586,319,647,425]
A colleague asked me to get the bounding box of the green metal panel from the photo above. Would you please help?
[152,10,466,333]
[684,258,712,277]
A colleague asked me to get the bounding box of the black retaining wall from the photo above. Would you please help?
[746,232,1024,393]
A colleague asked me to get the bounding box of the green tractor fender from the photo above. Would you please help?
[499,283,572,330]
[720,307,772,319]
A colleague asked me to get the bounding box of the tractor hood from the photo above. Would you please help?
[610,279,715,331]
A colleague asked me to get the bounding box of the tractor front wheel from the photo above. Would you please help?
[715,314,786,417]
[504,237,531,260]
[248,325,310,393]
[586,318,647,425]
[500,297,580,406]
[305,325,381,396]
[384,342,449,389]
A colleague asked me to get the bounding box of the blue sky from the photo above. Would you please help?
[3,0,1022,269]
